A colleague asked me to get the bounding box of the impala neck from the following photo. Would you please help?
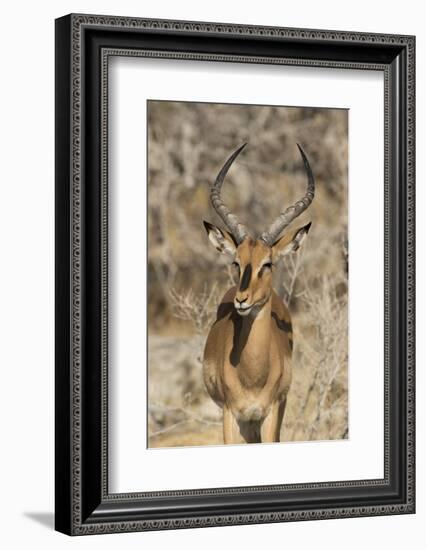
[231,295,272,388]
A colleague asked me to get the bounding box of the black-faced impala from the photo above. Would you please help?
[203,143,315,444]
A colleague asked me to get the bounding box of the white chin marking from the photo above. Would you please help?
[236,307,252,316]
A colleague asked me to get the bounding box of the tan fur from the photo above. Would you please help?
[203,235,302,444]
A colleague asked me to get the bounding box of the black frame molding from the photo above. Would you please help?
[55,13,415,535]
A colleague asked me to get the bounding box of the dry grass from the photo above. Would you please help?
[147,100,348,448]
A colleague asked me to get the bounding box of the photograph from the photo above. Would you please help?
[147,100,349,448]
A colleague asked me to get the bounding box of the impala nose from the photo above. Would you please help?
[235,295,252,316]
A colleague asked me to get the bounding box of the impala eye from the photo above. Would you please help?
[259,262,272,276]
[232,261,240,273]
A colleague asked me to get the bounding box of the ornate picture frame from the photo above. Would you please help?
[55,13,415,535]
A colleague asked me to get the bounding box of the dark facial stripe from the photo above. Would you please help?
[239,263,252,292]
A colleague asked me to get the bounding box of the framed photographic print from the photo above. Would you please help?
[55,14,415,535]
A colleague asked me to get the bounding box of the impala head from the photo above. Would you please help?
[204,143,314,316]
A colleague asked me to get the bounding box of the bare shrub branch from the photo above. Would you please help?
[169,284,221,334]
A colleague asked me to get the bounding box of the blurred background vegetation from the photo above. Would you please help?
[147,100,348,447]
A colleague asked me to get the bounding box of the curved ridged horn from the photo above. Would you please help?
[210,143,249,244]
[259,144,315,246]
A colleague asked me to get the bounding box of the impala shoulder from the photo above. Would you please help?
[213,286,237,323]
[221,286,237,302]
[271,291,293,335]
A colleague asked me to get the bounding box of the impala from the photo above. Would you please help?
[203,143,315,444]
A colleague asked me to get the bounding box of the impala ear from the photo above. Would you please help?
[272,222,312,261]
[203,221,237,256]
